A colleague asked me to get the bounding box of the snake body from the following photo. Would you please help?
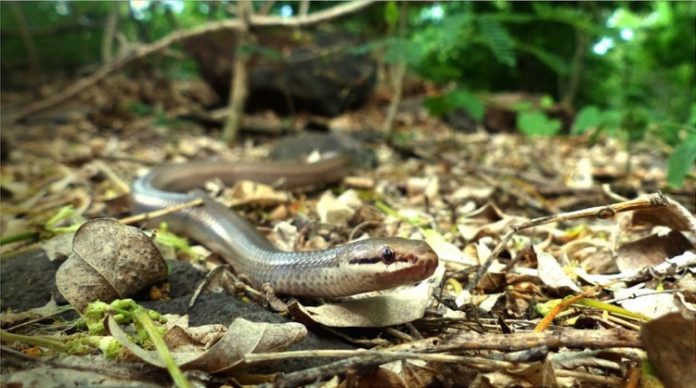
[131,154,438,297]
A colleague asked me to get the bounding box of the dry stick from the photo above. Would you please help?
[223,0,253,144]
[466,192,669,291]
[258,0,275,16]
[258,350,515,387]
[555,370,623,386]
[4,0,374,125]
[118,198,204,225]
[258,328,639,385]
[102,2,120,62]
[299,0,310,17]
[387,328,640,354]
[382,1,408,135]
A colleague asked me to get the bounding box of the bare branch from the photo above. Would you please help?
[4,0,374,125]
[223,0,253,143]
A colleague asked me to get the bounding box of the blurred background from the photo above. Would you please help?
[1,1,694,187]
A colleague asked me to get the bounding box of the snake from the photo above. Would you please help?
[131,153,438,297]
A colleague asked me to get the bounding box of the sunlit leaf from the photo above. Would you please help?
[571,106,602,135]
[518,111,561,137]
[667,132,696,188]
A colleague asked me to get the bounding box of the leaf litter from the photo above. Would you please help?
[1,74,694,387]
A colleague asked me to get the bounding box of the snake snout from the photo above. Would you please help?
[415,242,438,278]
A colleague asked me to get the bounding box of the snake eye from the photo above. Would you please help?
[381,246,395,263]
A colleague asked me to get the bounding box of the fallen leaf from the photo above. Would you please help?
[106,316,307,373]
[632,195,696,234]
[616,231,693,273]
[641,313,696,388]
[55,218,167,312]
[535,247,581,292]
[288,265,443,327]
[225,180,290,207]
[316,190,355,224]
[422,229,474,265]
[613,285,678,319]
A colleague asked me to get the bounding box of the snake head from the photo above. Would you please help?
[339,237,439,294]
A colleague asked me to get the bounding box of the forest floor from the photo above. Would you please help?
[1,73,695,387]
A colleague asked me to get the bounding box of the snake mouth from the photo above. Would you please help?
[371,245,438,286]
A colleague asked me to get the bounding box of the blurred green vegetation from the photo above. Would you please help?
[1,1,693,186]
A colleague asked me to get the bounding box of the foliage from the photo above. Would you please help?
[423,89,485,122]
[1,1,692,186]
[518,111,561,137]
[667,132,696,188]
[391,1,694,186]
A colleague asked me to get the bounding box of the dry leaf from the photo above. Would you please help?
[616,231,693,273]
[316,190,356,224]
[535,247,581,292]
[631,196,696,234]
[613,285,678,319]
[55,218,167,312]
[288,266,443,327]
[106,316,307,373]
[641,313,696,388]
[422,229,473,265]
[225,180,290,207]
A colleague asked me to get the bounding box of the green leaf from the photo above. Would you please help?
[423,94,450,117]
[156,222,194,256]
[477,17,516,67]
[667,133,696,188]
[518,111,561,137]
[423,89,485,122]
[516,43,571,75]
[449,89,485,122]
[571,106,603,134]
[540,95,555,109]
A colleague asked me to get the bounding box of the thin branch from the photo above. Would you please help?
[382,2,409,135]
[102,2,120,63]
[223,0,253,144]
[4,0,374,125]
[299,0,310,17]
[119,198,204,225]
[388,328,641,354]
[260,329,637,387]
[258,1,276,16]
[466,192,669,291]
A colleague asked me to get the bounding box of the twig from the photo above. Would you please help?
[387,328,641,354]
[555,370,623,386]
[102,2,119,62]
[254,350,515,387]
[382,2,408,135]
[534,286,600,332]
[258,1,275,16]
[4,0,374,124]
[0,345,165,383]
[223,0,253,144]
[119,198,204,225]
[299,0,310,17]
[0,329,67,351]
[92,160,131,194]
[466,192,669,291]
